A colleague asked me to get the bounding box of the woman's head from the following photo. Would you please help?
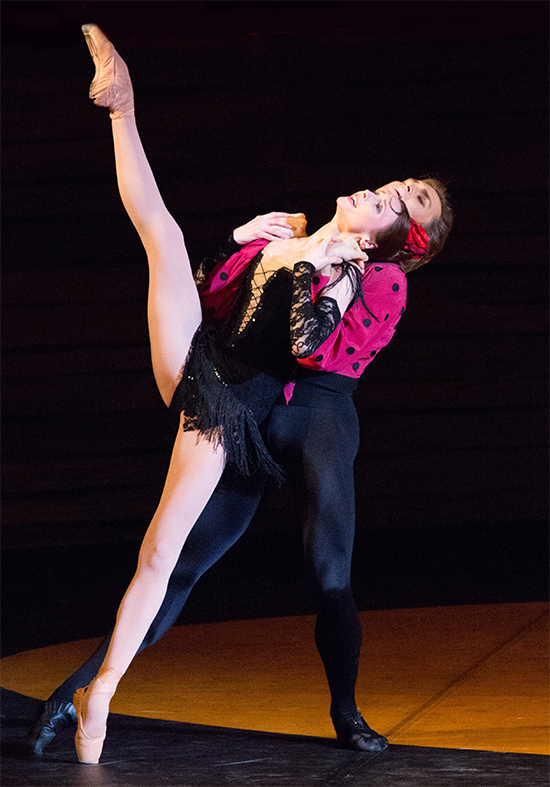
[334,188,413,265]
[334,189,406,252]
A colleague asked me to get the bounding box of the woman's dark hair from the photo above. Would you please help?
[367,201,411,264]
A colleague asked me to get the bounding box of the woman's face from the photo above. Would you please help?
[335,189,403,247]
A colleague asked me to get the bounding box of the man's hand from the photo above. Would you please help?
[299,231,346,271]
[328,237,368,267]
[233,212,297,245]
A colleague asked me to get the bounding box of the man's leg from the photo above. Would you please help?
[267,403,388,751]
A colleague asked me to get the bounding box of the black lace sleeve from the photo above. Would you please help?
[289,261,342,358]
[194,234,242,285]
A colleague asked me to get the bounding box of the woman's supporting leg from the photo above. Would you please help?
[74,421,225,761]
[100,423,225,680]
[29,475,262,755]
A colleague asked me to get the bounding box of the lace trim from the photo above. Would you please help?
[289,261,342,358]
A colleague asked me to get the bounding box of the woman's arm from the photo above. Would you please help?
[232,211,297,245]
[296,263,408,377]
[289,261,342,358]
[289,235,366,358]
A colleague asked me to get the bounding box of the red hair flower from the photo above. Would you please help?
[404,220,430,259]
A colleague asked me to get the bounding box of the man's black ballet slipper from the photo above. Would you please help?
[27,699,77,755]
[333,713,389,752]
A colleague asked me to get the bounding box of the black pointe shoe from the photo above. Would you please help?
[333,712,389,752]
[27,699,77,755]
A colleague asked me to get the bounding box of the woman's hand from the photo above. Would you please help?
[233,212,297,245]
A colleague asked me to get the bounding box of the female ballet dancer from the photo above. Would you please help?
[62,23,423,764]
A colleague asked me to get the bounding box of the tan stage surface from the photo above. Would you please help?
[2,602,548,755]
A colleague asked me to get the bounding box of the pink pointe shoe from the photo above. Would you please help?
[81,23,134,119]
[73,667,121,764]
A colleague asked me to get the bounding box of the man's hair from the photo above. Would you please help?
[369,177,453,273]
[405,177,453,273]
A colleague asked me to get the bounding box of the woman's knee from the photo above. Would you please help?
[137,540,179,583]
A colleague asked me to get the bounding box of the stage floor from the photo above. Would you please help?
[1,602,548,785]
[1,689,548,787]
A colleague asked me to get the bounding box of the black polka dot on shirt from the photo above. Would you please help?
[384,313,389,321]
[315,355,323,362]
[363,318,371,327]
[392,283,400,292]
[370,350,377,357]
[312,276,320,285]
[375,266,383,271]
[346,346,355,355]
[219,272,229,281]
[400,306,405,315]
[352,362,359,371]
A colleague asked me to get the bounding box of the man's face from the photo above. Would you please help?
[376,179,441,225]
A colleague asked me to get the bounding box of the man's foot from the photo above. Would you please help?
[333,712,389,752]
[27,699,77,755]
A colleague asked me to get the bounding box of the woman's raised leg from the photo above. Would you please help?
[111,115,201,406]
[83,23,201,406]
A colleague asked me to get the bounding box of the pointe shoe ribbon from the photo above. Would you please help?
[82,23,134,119]
[73,669,120,765]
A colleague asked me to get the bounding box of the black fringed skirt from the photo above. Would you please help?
[169,324,288,488]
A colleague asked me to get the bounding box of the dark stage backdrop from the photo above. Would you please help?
[2,1,548,648]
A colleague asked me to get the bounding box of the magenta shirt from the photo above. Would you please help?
[197,240,407,379]
[300,262,407,378]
